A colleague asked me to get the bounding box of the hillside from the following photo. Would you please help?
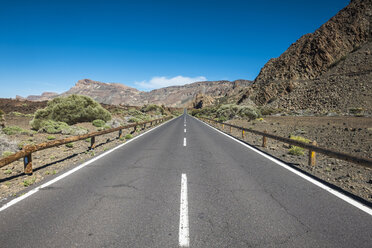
[237,0,372,114]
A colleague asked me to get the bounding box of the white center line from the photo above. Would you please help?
[184,129,186,133]
[179,173,189,247]
[183,137,187,146]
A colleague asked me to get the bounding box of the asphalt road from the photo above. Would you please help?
[0,113,371,247]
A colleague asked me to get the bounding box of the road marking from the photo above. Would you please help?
[183,138,187,146]
[179,173,189,247]
[0,117,179,212]
[193,116,372,216]
[184,129,186,133]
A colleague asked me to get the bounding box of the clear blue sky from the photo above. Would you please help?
[0,0,350,98]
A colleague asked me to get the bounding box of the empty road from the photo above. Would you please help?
[0,113,371,247]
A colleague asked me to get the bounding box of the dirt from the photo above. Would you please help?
[215,116,372,202]
[0,99,48,114]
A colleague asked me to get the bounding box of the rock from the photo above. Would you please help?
[236,0,372,114]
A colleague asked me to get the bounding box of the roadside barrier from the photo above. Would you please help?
[0,116,172,175]
[199,117,372,168]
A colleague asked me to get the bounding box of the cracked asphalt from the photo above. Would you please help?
[0,114,371,247]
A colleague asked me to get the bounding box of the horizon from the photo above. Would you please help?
[0,0,349,98]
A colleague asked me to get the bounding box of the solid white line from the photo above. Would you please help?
[192,116,372,216]
[183,138,187,146]
[184,129,186,133]
[179,173,189,247]
[0,117,177,212]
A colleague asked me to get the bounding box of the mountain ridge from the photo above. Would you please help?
[22,78,252,107]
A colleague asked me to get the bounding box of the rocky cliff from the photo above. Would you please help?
[237,0,372,113]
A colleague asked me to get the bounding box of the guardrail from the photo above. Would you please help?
[198,117,372,169]
[0,116,172,175]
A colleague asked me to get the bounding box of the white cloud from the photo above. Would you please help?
[135,75,207,90]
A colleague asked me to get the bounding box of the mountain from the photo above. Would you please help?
[60,79,142,105]
[25,79,252,107]
[237,0,372,113]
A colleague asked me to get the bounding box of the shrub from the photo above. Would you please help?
[288,146,305,156]
[31,95,111,130]
[125,134,133,139]
[47,135,56,140]
[61,126,88,135]
[349,108,363,115]
[288,136,311,156]
[23,177,36,187]
[65,143,74,148]
[2,151,14,158]
[92,119,106,127]
[2,126,28,135]
[10,112,24,117]
[38,120,70,134]
[259,106,280,116]
[238,106,261,120]
[128,117,140,123]
[142,104,158,112]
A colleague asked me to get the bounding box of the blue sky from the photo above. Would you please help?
[0,0,349,98]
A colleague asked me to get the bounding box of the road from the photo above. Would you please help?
[0,113,371,247]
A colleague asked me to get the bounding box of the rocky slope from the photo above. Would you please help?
[60,79,142,105]
[25,79,252,107]
[238,0,372,113]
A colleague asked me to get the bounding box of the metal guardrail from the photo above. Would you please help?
[199,117,372,169]
[0,116,172,175]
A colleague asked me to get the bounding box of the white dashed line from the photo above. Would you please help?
[179,173,189,247]
[184,129,186,133]
[183,138,187,146]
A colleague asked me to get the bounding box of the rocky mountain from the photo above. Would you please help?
[25,79,252,107]
[238,0,372,113]
[60,79,142,105]
[20,92,59,102]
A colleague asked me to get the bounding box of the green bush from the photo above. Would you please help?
[31,95,111,130]
[142,104,165,115]
[128,117,140,123]
[65,143,74,148]
[288,136,311,156]
[47,135,56,140]
[92,119,106,127]
[10,112,24,117]
[349,108,363,115]
[142,104,158,112]
[125,134,133,139]
[37,120,69,134]
[2,126,28,135]
[288,146,305,156]
[2,151,14,158]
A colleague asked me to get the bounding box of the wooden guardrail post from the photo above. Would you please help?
[262,130,267,147]
[90,136,96,150]
[229,126,232,134]
[24,153,33,175]
[222,124,224,131]
[309,140,317,166]
[118,129,123,139]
